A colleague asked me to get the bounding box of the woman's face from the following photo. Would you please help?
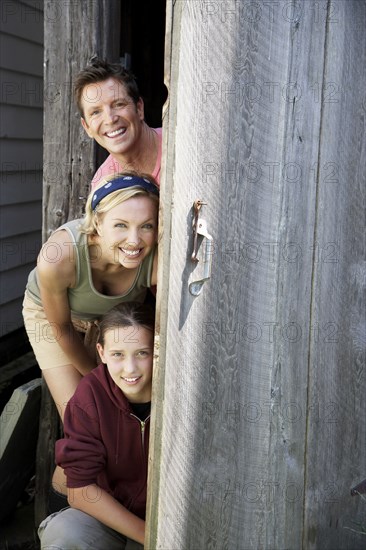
[96,195,158,268]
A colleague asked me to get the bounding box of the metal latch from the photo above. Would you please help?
[189,200,213,296]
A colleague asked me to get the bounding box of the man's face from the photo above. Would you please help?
[80,78,144,158]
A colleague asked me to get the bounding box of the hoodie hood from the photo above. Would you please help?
[91,363,132,413]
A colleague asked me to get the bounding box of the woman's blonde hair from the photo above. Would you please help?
[80,171,159,235]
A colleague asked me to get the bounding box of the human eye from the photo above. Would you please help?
[137,350,150,358]
[115,100,128,108]
[141,223,154,230]
[115,222,127,228]
[111,352,122,358]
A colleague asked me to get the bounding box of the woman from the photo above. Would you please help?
[23,172,159,418]
[22,172,158,507]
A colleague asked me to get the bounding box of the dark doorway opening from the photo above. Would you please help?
[96,0,167,167]
[120,0,167,128]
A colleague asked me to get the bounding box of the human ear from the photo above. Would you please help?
[95,217,103,237]
[136,98,144,121]
[96,343,106,363]
[81,117,93,138]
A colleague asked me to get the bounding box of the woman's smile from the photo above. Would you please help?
[96,195,158,269]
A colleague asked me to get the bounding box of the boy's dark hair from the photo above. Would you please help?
[97,302,155,346]
[74,56,141,117]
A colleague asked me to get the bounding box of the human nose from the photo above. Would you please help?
[124,227,140,247]
[124,355,136,373]
[103,105,118,124]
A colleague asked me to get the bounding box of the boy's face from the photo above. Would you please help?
[80,77,144,158]
[97,325,153,403]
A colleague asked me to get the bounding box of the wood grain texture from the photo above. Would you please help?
[0,378,41,522]
[303,1,366,548]
[146,1,366,548]
[43,0,121,238]
[36,0,121,526]
[145,1,181,547]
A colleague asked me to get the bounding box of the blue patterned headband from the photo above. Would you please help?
[91,175,159,210]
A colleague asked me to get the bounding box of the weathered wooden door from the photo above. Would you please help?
[146,1,366,548]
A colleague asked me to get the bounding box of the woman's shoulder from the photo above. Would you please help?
[37,221,84,278]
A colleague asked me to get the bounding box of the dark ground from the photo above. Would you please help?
[0,336,40,550]
[0,501,39,550]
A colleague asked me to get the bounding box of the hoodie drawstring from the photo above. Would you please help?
[115,410,120,464]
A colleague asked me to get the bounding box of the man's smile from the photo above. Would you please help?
[106,127,126,138]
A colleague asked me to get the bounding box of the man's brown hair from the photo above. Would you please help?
[74,56,141,117]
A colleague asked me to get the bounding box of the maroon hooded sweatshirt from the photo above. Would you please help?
[56,363,150,520]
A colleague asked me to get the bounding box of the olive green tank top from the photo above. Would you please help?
[26,219,155,320]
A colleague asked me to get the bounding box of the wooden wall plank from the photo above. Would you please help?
[0,172,42,205]
[0,263,38,305]
[16,0,44,12]
[0,69,43,108]
[0,233,41,271]
[303,1,366,548]
[263,2,328,546]
[0,139,42,167]
[0,202,42,238]
[0,104,43,139]
[0,34,43,75]
[0,0,43,44]
[0,297,25,337]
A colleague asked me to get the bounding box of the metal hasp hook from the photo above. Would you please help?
[189,200,213,296]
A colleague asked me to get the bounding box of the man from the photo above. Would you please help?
[74,57,162,189]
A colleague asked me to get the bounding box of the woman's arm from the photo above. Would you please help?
[68,485,145,545]
[37,230,96,376]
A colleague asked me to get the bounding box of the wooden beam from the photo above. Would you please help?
[0,378,41,522]
[34,378,59,527]
[145,0,181,547]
